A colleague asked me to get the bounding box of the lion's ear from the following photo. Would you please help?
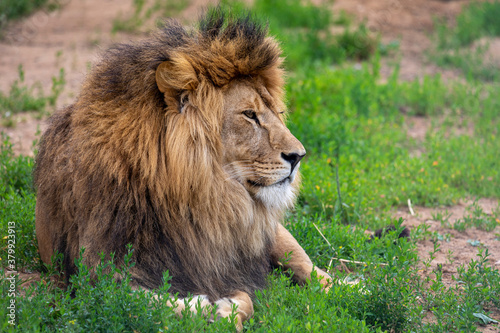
[156,57,199,93]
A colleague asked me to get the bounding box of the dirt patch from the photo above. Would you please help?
[395,198,500,285]
[5,270,66,297]
[403,114,475,157]
[471,37,500,68]
[0,0,135,103]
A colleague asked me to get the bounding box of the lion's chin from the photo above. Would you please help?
[254,179,297,210]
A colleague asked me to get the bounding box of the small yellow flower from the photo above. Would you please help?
[432,161,438,166]
[68,320,76,325]
[339,246,343,249]
[315,185,320,190]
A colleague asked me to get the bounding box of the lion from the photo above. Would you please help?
[34,9,332,330]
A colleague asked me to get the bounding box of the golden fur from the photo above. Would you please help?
[35,9,331,328]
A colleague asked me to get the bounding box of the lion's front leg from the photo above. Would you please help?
[163,291,253,331]
[270,223,332,290]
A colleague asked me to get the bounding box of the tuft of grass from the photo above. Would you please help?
[337,23,376,61]
[435,1,500,50]
[432,209,452,228]
[0,65,65,127]
[0,134,40,271]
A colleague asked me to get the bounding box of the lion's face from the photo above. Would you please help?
[221,80,305,209]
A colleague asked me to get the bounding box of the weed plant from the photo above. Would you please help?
[0,65,65,127]
[452,200,500,232]
[0,0,48,28]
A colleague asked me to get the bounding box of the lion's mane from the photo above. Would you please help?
[35,9,286,299]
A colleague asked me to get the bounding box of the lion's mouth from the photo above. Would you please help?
[248,176,290,188]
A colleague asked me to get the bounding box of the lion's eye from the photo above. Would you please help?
[243,110,259,124]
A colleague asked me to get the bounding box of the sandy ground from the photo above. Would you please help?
[1,0,499,329]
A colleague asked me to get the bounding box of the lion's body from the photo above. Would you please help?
[35,10,331,326]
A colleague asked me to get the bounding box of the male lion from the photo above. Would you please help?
[35,9,331,330]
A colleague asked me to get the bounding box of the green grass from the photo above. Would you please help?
[287,60,500,226]
[1,1,500,332]
[0,134,40,271]
[431,0,500,81]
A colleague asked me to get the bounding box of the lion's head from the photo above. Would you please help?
[219,79,305,209]
[35,9,305,300]
[153,11,305,211]
[156,74,306,211]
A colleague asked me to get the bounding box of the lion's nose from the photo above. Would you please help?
[281,151,306,174]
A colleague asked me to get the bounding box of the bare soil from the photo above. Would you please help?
[1,0,499,329]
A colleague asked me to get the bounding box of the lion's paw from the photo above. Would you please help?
[214,291,253,332]
[167,295,212,317]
